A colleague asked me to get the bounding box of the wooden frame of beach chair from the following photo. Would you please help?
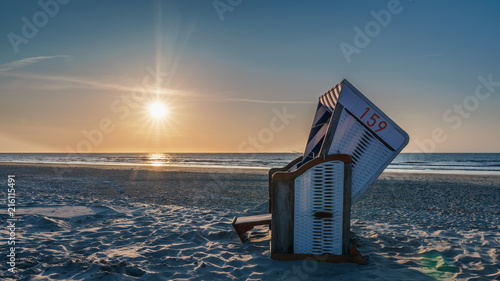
[268,156,303,214]
[270,154,366,264]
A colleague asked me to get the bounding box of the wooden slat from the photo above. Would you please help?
[269,156,302,214]
[271,179,294,254]
[232,214,272,243]
[234,214,271,224]
[342,162,352,255]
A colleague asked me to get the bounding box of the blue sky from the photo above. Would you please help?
[1,0,499,152]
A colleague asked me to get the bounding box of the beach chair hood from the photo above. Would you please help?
[295,79,409,202]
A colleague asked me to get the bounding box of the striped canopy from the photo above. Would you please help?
[298,81,342,167]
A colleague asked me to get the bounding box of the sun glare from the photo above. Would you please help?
[148,102,168,119]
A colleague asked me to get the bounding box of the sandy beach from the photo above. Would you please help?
[0,163,499,280]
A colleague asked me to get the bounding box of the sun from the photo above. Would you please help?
[148,102,168,119]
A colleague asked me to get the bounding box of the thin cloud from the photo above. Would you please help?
[0,71,134,92]
[0,70,305,102]
[0,55,70,72]
[0,71,200,97]
[221,98,315,104]
[0,56,304,102]
[0,55,198,97]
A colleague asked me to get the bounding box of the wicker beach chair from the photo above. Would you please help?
[232,79,409,263]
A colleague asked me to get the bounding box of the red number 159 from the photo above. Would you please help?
[360,107,387,132]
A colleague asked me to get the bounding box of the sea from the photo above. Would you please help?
[0,153,499,175]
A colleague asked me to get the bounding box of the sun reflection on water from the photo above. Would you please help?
[148,153,169,166]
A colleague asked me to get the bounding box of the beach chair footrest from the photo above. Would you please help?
[231,214,272,243]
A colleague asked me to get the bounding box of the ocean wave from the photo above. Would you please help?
[1,153,500,175]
